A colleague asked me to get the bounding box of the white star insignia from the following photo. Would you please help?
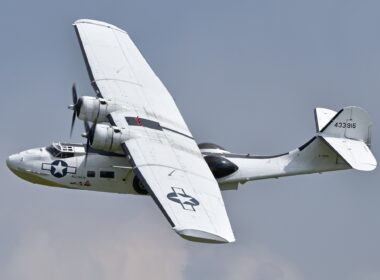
[52,161,66,176]
[175,194,194,205]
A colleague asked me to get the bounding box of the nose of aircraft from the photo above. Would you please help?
[6,153,23,171]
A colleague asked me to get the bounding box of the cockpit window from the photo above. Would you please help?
[46,145,60,157]
[46,145,74,158]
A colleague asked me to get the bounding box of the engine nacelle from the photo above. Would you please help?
[77,96,123,123]
[90,124,128,153]
[198,143,230,154]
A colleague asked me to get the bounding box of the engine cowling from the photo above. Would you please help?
[88,124,128,152]
[76,96,123,123]
[198,143,230,154]
[198,143,238,179]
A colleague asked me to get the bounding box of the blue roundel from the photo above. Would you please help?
[50,160,68,178]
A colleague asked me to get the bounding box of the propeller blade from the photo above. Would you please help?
[84,120,90,134]
[69,83,80,138]
[85,137,90,167]
[89,122,96,145]
[72,83,78,104]
[75,97,82,117]
[70,111,76,137]
[83,120,96,167]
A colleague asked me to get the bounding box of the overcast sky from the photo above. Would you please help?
[1,0,380,279]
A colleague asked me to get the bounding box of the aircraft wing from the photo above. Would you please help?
[74,19,235,243]
[73,19,190,136]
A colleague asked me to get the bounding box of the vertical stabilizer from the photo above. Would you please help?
[318,106,376,171]
[319,106,372,144]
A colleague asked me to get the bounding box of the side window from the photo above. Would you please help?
[87,171,96,178]
[100,171,115,179]
[59,152,74,158]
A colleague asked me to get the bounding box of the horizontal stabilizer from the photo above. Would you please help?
[321,136,377,171]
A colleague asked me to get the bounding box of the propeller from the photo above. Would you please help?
[68,83,83,137]
[82,120,97,166]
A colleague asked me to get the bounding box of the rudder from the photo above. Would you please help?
[319,106,372,145]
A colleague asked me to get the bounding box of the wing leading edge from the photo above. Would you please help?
[74,19,235,243]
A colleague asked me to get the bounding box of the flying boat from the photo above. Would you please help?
[6,19,377,243]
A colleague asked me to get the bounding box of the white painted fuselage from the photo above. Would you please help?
[6,138,351,195]
[7,144,138,194]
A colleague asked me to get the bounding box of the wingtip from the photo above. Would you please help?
[175,229,235,244]
[73,18,109,26]
[72,19,126,33]
[351,162,377,171]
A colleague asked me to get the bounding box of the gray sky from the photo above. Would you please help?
[1,0,380,279]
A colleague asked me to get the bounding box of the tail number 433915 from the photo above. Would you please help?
[334,122,356,128]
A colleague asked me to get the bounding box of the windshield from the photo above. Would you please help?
[46,145,74,158]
